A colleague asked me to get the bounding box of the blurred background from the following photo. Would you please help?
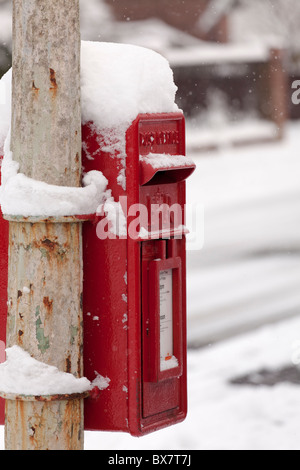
[1,0,300,450]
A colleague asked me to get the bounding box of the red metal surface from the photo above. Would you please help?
[0,113,194,436]
[0,155,9,425]
[83,113,193,436]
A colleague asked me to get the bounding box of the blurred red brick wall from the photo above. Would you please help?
[105,0,228,43]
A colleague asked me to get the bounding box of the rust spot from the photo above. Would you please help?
[66,356,72,374]
[32,392,88,402]
[49,68,58,98]
[19,313,24,319]
[77,354,82,378]
[18,330,23,337]
[32,81,39,99]
[50,68,57,88]
[62,399,83,449]
[19,401,26,449]
[41,238,57,251]
[43,297,52,307]
[30,426,36,442]
[75,153,81,183]
[43,297,53,314]
[17,290,22,299]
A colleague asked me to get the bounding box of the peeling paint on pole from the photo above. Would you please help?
[7,222,83,374]
[5,399,83,451]
[6,0,83,450]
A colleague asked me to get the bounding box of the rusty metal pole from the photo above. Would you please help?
[4,0,84,450]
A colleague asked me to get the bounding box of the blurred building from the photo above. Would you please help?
[0,0,293,149]
[105,0,229,43]
[102,0,288,149]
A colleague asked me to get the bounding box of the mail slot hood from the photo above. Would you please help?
[140,153,196,186]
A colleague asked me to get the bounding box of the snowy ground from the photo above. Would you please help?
[0,121,299,450]
[0,318,300,451]
[186,121,300,345]
[2,315,300,450]
[0,318,300,450]
[82,315,300,451]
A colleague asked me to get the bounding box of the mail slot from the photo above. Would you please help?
[82,112,195,436]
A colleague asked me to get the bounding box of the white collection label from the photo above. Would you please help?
[159,269,174,370]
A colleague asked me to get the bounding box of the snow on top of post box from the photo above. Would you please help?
[0,41,179,152]
[80,41,180,131]
[140,153,195,169]
[0,42,179,218]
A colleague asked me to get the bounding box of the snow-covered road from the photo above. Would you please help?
[87,316,300,449]
[2,314,300,450]
[186,122,300,345]
[187,191,300,345]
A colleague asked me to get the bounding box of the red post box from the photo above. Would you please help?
[0,112,195,437]
[82,112,195,436]
[0,155,9,425]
